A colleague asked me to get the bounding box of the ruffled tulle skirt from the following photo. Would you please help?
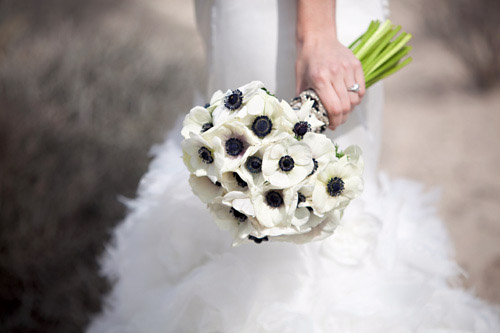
[88,131,499,332]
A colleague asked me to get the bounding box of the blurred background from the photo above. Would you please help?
[0,0,498,331]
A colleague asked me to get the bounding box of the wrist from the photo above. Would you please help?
[297,27,339,50]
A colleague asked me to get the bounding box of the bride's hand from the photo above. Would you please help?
[295,33,366,130]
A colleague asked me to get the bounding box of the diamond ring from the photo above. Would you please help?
[347,83,360,93]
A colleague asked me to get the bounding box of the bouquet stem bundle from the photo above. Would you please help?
[349,20,413,88]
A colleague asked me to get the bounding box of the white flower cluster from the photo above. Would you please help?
[182,81,364,246]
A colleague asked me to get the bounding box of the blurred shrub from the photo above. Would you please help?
[0,0,202,331]
[423,0,500,90]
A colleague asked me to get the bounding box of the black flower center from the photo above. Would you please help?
[204,103,210,108]
[293,121,310,138]
[201,122,213,133]
[266,190,283,208]
[246,156,262,174]
[198,147,213,164]
[279,155,294,172]
[224,89,243,110]
[297,192,306,207]
[225,138,244,156]
[233,172,248,188]
[248,235,269,244]
[309,158,319,176]
[214,181,222,187]
[327,177,345,197]
[252,116,273,138]
[229,207,247,222]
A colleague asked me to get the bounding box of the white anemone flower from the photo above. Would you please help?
[280,99,326,138]
[220,170,251,192]
[212,81,265,126]
[221,191,255,217]
[181,106,214,139]
[251,188,295,228]
[312,152,364,215]
[272,210,342,244]
[188,174,225,204]
[248,222,306,241]
[342,145,364,171]
[262,138,314,187]
[207,120,260,173]
[209,202,255,244]
[182,132,222,178]
[239,89,290,144]
[289,180,325,230]
[301,132,336,176]
[237,144,267,190]
[207,89,225,109]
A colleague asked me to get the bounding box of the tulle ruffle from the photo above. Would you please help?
[88,136,500,333]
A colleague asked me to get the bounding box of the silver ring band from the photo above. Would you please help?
[347,83,360,93]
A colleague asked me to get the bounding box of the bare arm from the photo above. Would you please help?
[296,0,365,130]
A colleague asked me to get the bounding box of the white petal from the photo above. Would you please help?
[191,106,211,123]
[246,94,266,115]
[189,175,224,204]
[292,207,310,227]
[279,100,298,123]
[222,192,256,217]
[240,80,265,97]
[267,170,292,187]
[267,143,287,160]
[312,181,332,214]
[254,199,275,228]
[287,166,310,186]
[303,132,335,158]
[210,90,224,105]
[297,99,314,120]
[288,143,312,165]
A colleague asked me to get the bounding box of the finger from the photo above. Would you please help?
[344,69,360,106]
[340,113,348,125]
[315,83,343,130]
[332,76,351,115]
[354,60,366,98]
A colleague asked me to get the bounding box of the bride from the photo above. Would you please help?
[89,0,499,331]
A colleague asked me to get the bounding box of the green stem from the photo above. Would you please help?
[352,21,380,55]
[355,20,393,60]
[348,32,364,50]
[367,33,412,77]
[348,19,413,87]
[366,57,413,88]
[365,46,412,82]
[362,25,402,73]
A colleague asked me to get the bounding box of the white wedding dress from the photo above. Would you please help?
[88,1,500,332]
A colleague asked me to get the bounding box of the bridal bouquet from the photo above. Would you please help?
[181,20,411,246]
[182,81,363,245]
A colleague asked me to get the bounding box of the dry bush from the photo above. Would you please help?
[0,0,202,331]
[423,0,500,90]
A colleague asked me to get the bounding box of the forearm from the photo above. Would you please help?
[296,0,337,46]
[295,0,365,130]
